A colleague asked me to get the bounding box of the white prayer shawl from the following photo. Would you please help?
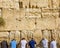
[50,40,57,48]
[21,40,27,48]
[42,39,48,48]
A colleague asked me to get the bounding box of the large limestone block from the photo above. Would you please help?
[33,30,42,44]
[3,8,14,19]
[25,18,35,30]
[42,8,52,18]
[42,8,59,18]
[0,9,12,30]
[19,8,25,18]
[52,10,59,18]
[15,18,27,30]
[42,8,51,13]
[0,2,3,7]
[0,32,9,42]
[0,32,8,37]
[2,9,20,30]
[20,30,33,40]
[2,9,16,30]
[15,17,35,30]
[53,0,59,8]
[0,37,8,42]
[2,2,12,8]
[37,17,56,29]
[2,0,15,8]
[25,8,40,17]
[42,30,51,41]
[2,9,27,30]
[48,0,59,8]
[13,9,20,20]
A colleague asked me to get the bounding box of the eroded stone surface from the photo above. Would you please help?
[0,0,60,45]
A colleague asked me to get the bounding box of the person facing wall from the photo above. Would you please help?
[41,38,48,48]
[1,40,8,48]
[10,39,17,48]
[50,38,57,48]
[28,38,36,48]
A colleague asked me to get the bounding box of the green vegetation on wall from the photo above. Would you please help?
[0,17,5,26]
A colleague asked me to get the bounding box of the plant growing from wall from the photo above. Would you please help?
[0,17,5,26]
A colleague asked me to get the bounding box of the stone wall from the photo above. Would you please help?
[0,0,60,45]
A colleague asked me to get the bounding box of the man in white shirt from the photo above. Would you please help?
[50,39,57,48]
[20,38,27,48]
[42,38,48,48]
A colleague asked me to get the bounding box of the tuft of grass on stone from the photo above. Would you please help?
[0,17,5,26]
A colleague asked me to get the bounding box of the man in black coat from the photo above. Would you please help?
[1,40,8,48]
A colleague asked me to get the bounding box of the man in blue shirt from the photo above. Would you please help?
[10,39,17,48]
[28,38,36,48]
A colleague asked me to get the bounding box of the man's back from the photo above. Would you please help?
[10,40,17,48]
[21,40,27,48]
[1,40,8,48]
[42,39,48,48]
[29,40,36,48]
[50,41,57,48]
